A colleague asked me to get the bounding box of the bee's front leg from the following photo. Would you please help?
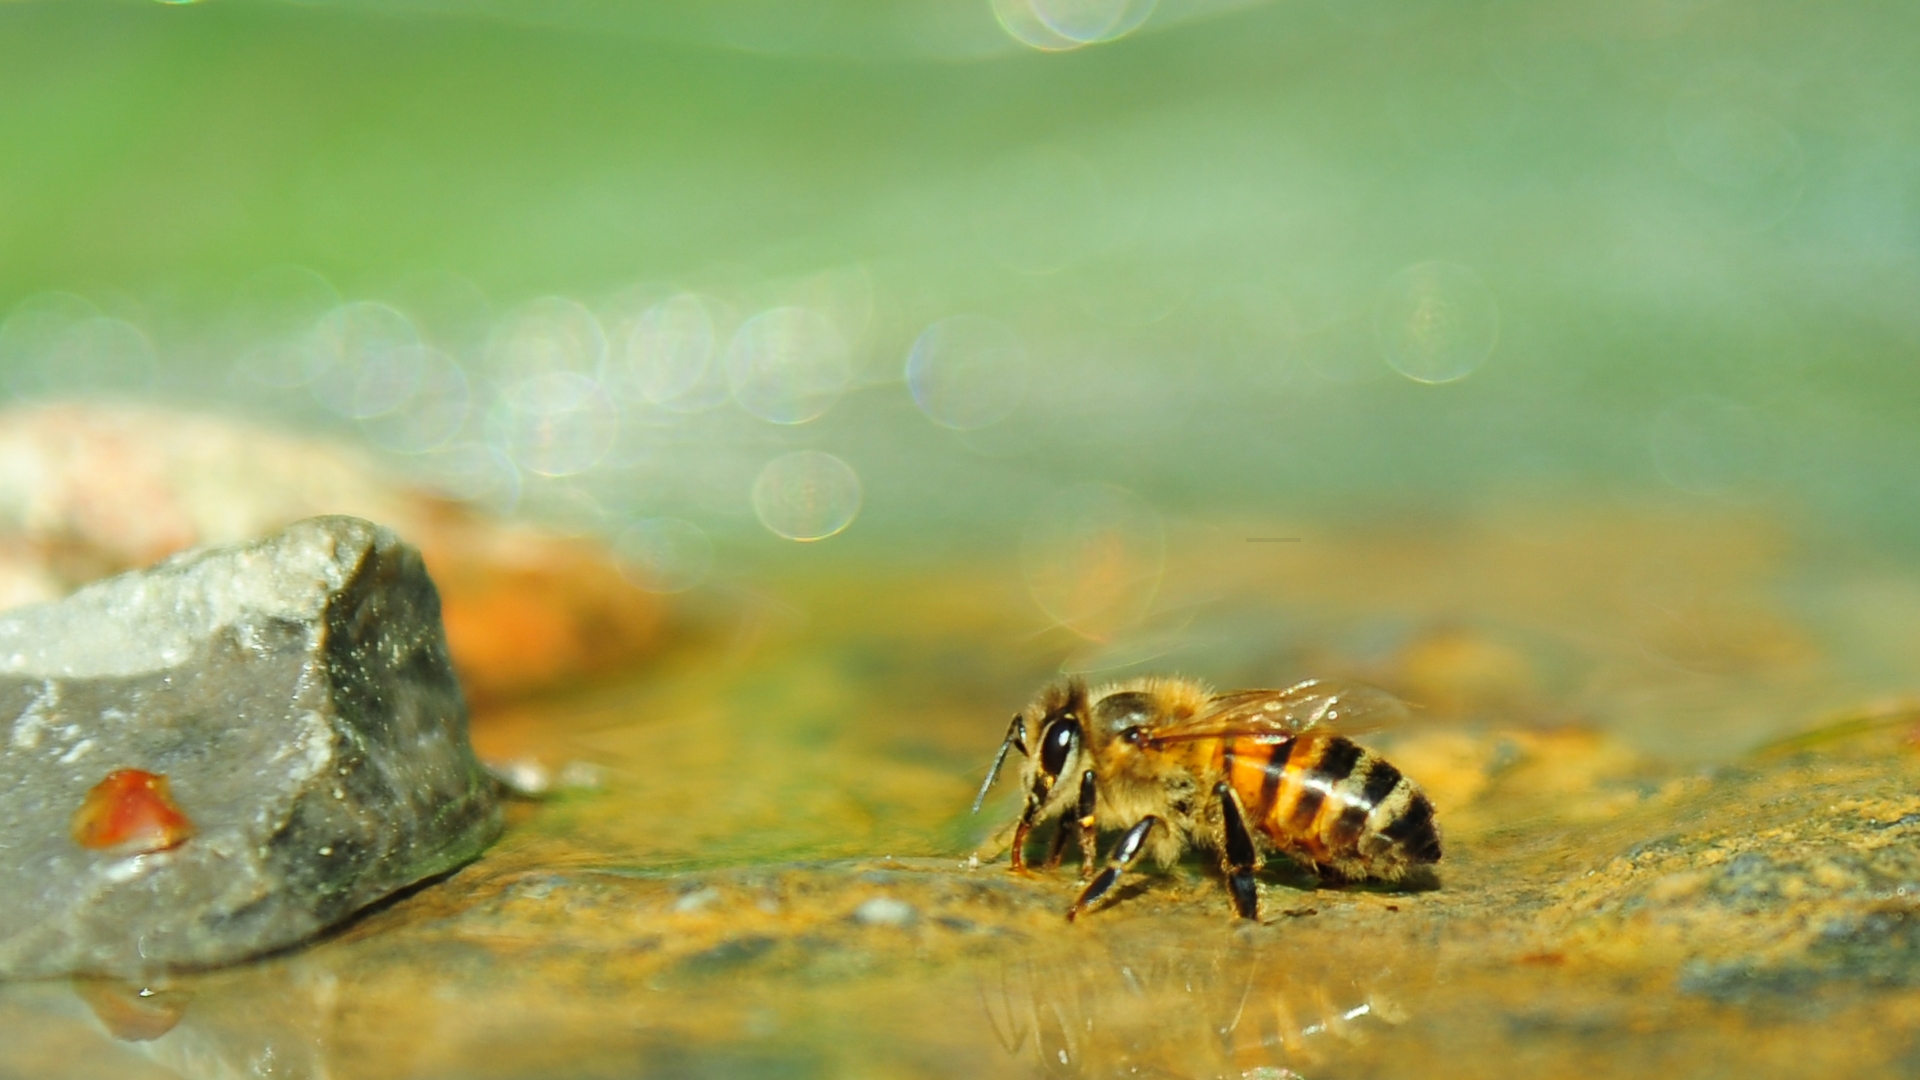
[1043,771,1099,872]
[1214,781,1261,920]
[1067,815,1162,921]
[1009,782,1047,873]
[1009,802,1036,873]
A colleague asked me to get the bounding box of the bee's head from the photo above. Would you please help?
[971,679,1089,814]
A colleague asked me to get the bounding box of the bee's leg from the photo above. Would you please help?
[1009,801,1036,873]
[1042,817,1074,870]
[1045,769,1098,873]
[1214,781,1261,920]
[1073,769,1100,881]
[1009,782,1048,873]
[1067,815,1162,922]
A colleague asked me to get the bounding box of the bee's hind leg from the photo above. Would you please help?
[1067,815,1162,922]
[1215,782,1261,920]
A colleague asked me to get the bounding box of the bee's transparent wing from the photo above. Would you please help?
[1147,679,1410,744]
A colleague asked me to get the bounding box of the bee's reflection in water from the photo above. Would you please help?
[979,934,1409,1079]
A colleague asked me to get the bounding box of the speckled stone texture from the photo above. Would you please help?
[0,516,500,978]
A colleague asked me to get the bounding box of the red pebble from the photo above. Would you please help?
[71,769,195,854]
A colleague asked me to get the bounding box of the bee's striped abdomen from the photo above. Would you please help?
[1224,733,1441,877]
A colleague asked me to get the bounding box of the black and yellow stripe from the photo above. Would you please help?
[1221,732,1440,871]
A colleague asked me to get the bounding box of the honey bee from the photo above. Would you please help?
[972,676,1441,920]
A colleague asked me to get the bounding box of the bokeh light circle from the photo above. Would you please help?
[491,372,620,478]
[725,306,851,424]
[1372,261,1499,384]
[751,450,862,541]
[420,441,522,514]
[0,296,160,399]
[486,296,607,385]
[993,0,1156,50]
[1650,395,1776,502]
[307,301,426,419]
[1020,483,1166,642]
[47,318,161,398]
[624,293,717,407]
[1031,0,1154,43]
[614,518,715,593]
[358,349,472,455]
[905,315,1028,431]
[0,293,99,397]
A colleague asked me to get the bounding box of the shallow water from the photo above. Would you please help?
[7,510,1920,1079]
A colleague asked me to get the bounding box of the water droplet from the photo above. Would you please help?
[751,450,862,541]
[1372,261,1498,384]
[1021,483,1166,641]
[615,518,715,593]
[725,307,851,424]
[308,302,426,419]
[906,316,1028,431]
[490,372,619,478]
[623,293,717,407]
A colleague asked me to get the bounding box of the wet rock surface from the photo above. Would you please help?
[4,512,1919,1077]
[0,516,500,978]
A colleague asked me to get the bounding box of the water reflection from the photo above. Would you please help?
[979,937,1408,1079]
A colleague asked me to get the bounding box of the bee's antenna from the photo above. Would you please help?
[972,714,1025,814]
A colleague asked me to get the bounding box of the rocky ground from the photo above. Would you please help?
[1,476,1917,1078]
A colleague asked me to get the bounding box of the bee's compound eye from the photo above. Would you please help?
[1040,719,1078,778]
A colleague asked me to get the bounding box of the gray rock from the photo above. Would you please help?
[0,516,500,977]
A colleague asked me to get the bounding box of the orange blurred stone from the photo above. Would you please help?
[423,530,663,705]
[0,404,663,704]
[71,769,195,855]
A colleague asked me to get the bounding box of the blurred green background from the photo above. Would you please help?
[0,0,1915,666]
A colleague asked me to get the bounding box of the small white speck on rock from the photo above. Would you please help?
[853,897,915,926]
